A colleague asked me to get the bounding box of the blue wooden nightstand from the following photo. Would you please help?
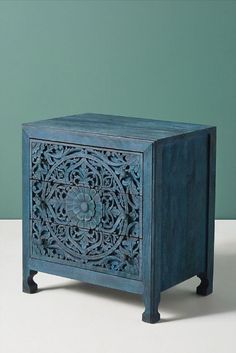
[22,113,216,323]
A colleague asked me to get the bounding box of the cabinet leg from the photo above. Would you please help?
[196,273,213,296]
[197,130,215,297]
[23,269,38,294]
[142,295,160,324]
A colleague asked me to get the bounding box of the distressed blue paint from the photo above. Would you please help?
[23,113,212,141]
[161,132,209,290]
[30,139,142,195]
[22,113,216,323]
[142,142,162,323]
[23,125,151,153]
[29,139,143,280]
[29,257,144,294]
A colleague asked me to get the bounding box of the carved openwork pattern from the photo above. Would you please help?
[30,140,143,279]
[31,140,142,195]
[31,180,142,237]
[31,220,141,279]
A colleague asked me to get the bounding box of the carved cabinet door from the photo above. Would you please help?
[29,140,143,280]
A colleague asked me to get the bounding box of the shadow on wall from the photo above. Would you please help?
[39,247,236,322]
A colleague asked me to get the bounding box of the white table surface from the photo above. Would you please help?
[0,220,235,353]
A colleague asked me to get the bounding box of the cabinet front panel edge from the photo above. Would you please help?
[23,125,152,153]
[28,258,144,295]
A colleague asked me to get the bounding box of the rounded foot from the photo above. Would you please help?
[142,311,160,324]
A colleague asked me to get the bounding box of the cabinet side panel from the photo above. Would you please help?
[161,133,209,290]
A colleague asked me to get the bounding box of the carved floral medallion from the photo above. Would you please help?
[30,140,143,279]
[66,187,102,229]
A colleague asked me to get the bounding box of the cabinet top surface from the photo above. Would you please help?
[23,113,213,141]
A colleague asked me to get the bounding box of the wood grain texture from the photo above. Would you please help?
[161,132,209,290]
[22,114,216,323]
[23,113,211,141]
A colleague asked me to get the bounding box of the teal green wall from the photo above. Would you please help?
[0,1,235,219]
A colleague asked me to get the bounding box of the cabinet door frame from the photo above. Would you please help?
[23,126,156,295]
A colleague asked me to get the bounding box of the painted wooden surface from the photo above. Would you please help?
[142,142,162,323]
[29,138,143,280]
[22,113,216,324]
[161,132,208,290]
[23,113,211,141]
[196,128,216,296]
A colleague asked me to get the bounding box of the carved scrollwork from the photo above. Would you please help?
[31,140,142,195]
[30,140,143,279]
[31,220,141,279]
[31,180,142,238]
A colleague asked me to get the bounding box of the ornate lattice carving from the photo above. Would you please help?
[31,220,141,279]
[30,140,143,279]
[31,140,142,195]
[31,180,142,238]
